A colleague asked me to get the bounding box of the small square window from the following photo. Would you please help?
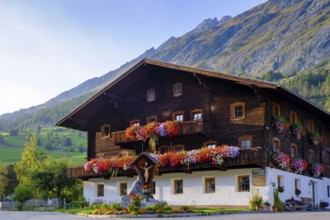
[191,109,203,121]
[119,182,127,196]
[174,145,184,152]
[291,144,298,158]
[130,120,140,126]
[97,184,104,197]
[173,112,184,122]
[277,175,284,190]
[238,136,252,149]
[146,115,157,123]
[230,102,245,120]
[205,177,215,193]
[204,141,217,149]
[159,146,169,154]
[273,103,280,117]
[238,175,250,192]
[273,138,280,153]
[173,83,182,97]
[147,88,156,102]
[234,106,243,117]
[101,124,110,139]
[173,179,183,194]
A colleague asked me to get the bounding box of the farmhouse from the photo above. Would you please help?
[56,59,330,207]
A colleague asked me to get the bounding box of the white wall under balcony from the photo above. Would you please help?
[83,167,330,206]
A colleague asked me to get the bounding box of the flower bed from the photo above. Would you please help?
[84,145,240,175]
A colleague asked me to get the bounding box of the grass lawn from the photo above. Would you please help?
[54,207,93,215]
[192,207,252,213]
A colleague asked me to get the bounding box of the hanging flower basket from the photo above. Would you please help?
[310,163,324,177]
[307,131,320,145]
[291,122,305,140]
[272,116,289,133]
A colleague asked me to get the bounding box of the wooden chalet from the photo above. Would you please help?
[56,59,330,206]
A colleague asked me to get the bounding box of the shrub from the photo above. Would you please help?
[249,188,263,210]
[273,188,284,212]
[109,202,121,211]
[14,185,33,203]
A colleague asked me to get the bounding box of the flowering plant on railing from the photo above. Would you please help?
[290,159,308,174]
[310,163,324,177]
[272,116,289,133]
[291,122,305,140]
[307,131,320,145]
[125,124,142,139]
[272,152,291,169]
[152,145,240,169]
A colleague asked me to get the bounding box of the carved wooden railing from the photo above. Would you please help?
[112,120,204,144]
[68,149,265,178]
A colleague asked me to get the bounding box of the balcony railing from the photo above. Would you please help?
[112,120,204,144]
[323,164,330,178]
[68,149,266,178]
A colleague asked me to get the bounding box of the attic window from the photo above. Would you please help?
[147,88,156,102]
[191,109,203,120]
[101,124,110,139]
[130,120,140,126]
[230,102,245,120]
[173,83,182,97]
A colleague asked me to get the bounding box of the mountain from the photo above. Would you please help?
[1,0,330,131]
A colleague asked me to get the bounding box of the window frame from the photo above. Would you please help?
[130,119,140,126]
[204,140,217,149]
[295,178,301,191]
[290,111,298,124]
[173,179,183,194]
[146,115,157,123]
[119,182,127,196]
[273,137,281,153]
[100,124,110,139]
[238,135,253,150]
[97,184,104,197]
[273,103,281,117]
[173,144,184,152]
[277,175,284,189]
[290,144,298,158]
[204,177,216,194]
[307,119,315,131]
[237,175,250,192]
[172,111,184,122]
[146,88,156,102]
[230,102,246,120]
[191,109,203,121]
[158,145,169,154]
[173,82,183,97]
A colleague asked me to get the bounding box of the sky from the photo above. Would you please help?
[0,0,267,115]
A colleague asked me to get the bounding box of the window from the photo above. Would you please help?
[130,119,140,126]
[173,82,182,97]
[119,182,127,196]
[173,144,184,152]
[238,175,250,192]
[146,115,157,123]
[238,136,253,149]
[273,138,281,153]
[97,184,104,197]
[291,144,298,158]
[151,181,156,195]
[307,119,314,131]
[204,177,215,193]
[173,179,183,194]
[191,109,203,120]
[277,175,284,189]
[230,102,245,120]
[159,146,169,154]
[327,186,330,198]
[173,111,184,122]
[309,149,315,163]
[273,103,280,117]
[100,124,110,139]
[204,141,217,149]
[295,179,301,191]
[290,111,297,124]
[147,88,156,102]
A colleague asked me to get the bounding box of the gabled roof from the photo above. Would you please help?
[56,58,330,130]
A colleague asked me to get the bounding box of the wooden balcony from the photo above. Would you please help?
[68,149,266,178]
[112,120,204,144]
[323,164,330,178]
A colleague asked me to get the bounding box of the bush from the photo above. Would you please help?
[109,202,121,211]
[273,188,284,212]
[249,188,263,210]
[14,185,33,203]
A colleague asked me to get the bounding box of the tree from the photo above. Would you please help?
[9,128,19,136]
[0,162,8,196]
[30,159,77,207]
[14,134,49,185]
[4,165,18,196]
[64,137,72,147]
[0,134,4,143]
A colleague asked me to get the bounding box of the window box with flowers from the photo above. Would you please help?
[290,159,308,174]
[278,186,284,193]
[310,163,324,178]
[272,116,289,133]
[307,131,320,145]
[291,122,305,140]
[295,188,301,197]
[272,152,291,170]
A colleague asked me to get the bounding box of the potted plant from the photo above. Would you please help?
[310,163,324,177]
[249,188,263,211]
[273,188,284,212]
[291,122,305,140]
[320,201,329,210]
[307,131,320,145]
[272,116,289,132]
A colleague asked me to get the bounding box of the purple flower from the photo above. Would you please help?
[157,123,168,137]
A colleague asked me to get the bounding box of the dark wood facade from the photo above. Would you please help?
[56,59,330,178]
